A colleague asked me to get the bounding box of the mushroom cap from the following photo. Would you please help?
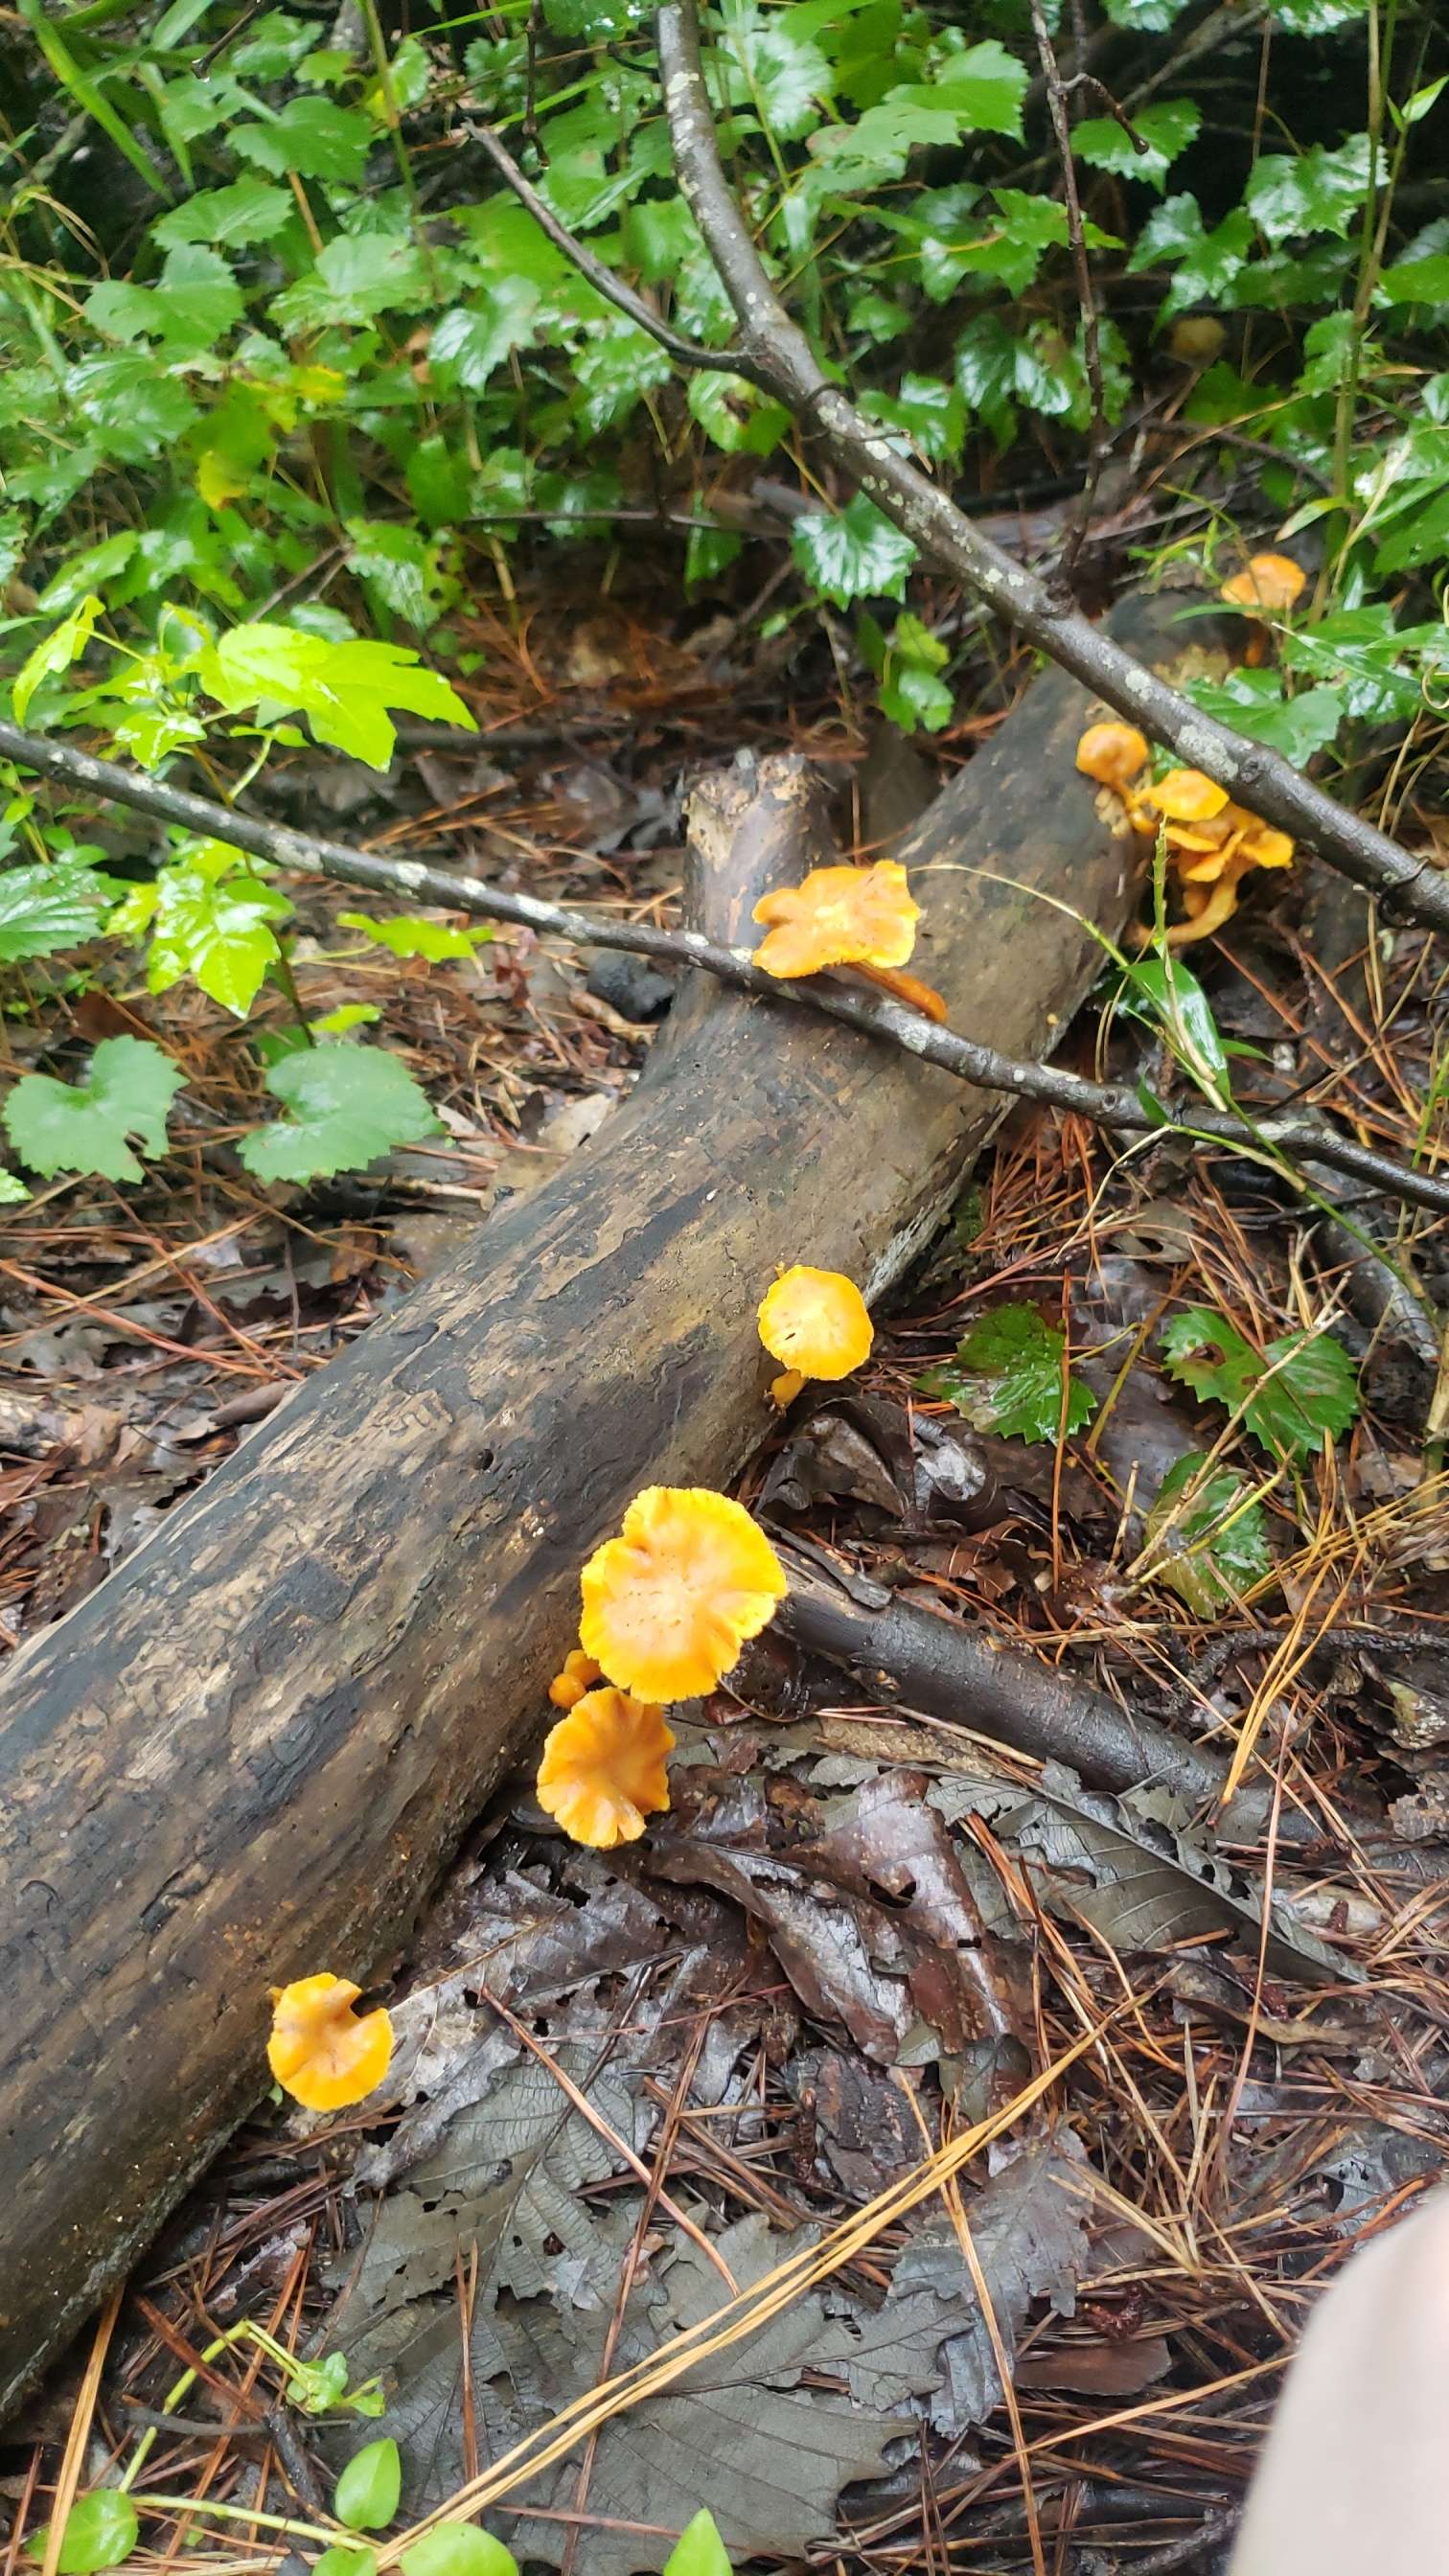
[580,1484,787,1702]
[1145,768,1230,824]
[757,1265,873,1381]
[752,861,919,978]
[536,1688,675,1848]
[1220,552,1306,613]
[1075,722,1150,789]
[1238,821,1295,870]
[548,1648,603,1712]
[266,1973,393,2112]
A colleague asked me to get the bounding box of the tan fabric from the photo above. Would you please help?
[1230,2190,1449,2574]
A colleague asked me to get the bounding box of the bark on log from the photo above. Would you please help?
[0,594,1172,2421]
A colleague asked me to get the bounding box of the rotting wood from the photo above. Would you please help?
[0,593,1177,2421]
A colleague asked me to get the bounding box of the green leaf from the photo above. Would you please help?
[1161,1307,1360,1462]
[429,284,541,391]
[338,910,490,962]
[153,177,293,248]
[1277,607,1445,723]
[1379,254,1449,306]
[198,623,476,770]
[687,370,791,457]
[815,40,1027,181]
[663,2511,734,2576]
[4,1037,184,1184]
[685,523,743,586]
[25,2495,140,2576]
[234,96,376,181]
[863,373,965,463]
[1245,134,1372,241]
[68,355,200,464]
[719,5,835,140]
[334,2439,401,2533]
[272,237,433,330]
[345,520,447,632]
[142,846,294,1018]
[1143,1455,1273,1616]
[1127,196,1254,319]
[574,326,674,434]
[313,2550,377,2576]
[1073,98,1200,192]
[11,593,103,724]
[240,1042,440,1184]
[1116,953,1229,1087]
[0,1169,30,1203]
[0,855,125,961]
[792,493,918,608]
[1101,0,1193,25]
[398,2529,518,2576]
[921,1305,1096,1447]
[1184,667,1344,763]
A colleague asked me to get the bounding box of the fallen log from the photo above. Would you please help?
[0,595,1171,2419]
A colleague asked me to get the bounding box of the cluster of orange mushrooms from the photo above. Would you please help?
[1077,551,1304,947]
[263,565,1306,2112]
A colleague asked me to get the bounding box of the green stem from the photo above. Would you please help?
[130,2495,341,2545]
[1324,0,1400,602]
[356,0,429,252]
[270,935,316,1044]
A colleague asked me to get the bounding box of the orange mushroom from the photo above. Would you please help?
[1220,553,1306,614]
[580,1485,787,1702]
[536,1687,675,1848]
[1143,769,1230,825]
[1075,722,1150,791]
[758,1265,873,1410]
[548,1648,603,1712]
[267,1974,393,2113]
[753,861,919,979]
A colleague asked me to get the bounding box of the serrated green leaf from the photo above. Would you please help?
[1128,195,1254,319]
[1246,134,1372,242]
[12,593,103,724]
[1379,254,1449,307]
[0,1169,30,1203]
[0,855,126,961]
[272,236,433,331]
[198,623,476,769]
[1184,667,1344,763]
[719,5,834,139]
[399,2528,518,2576]
[1073,98,1200,192]
[429,284,541,391]
[792,493,918,608]
[687,370,791,457]
[345,520,447,632]
[154,177,293,249]
[4,1037,184,1184]
[241,1042,440,1184]
[234,96,375,182]
[882,659,954,732]
[25,2494,139,2576]
[921,1304,1095,1447]
[573,326,674,434]
[68,355,201,464]
[143,847,294,1017]
[334,2438,401,2533]
[1161,1306,1360,1461]
[663,2512,733,2576]
[863,373,965,463]
[1143,1454,1273,1616]
[338,910,490,962]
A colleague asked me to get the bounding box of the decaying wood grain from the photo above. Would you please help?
[0,593,1178,2420]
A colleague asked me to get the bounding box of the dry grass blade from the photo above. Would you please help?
[378,2017,1110,2562]
[38,2288,123,2576]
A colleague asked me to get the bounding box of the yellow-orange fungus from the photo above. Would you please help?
[548,1648,603,1712]
[536,1688,675,1848]
[266,1974,393,2112]
[580,1485,787,1702]
[1145,769,1230,824]
[854,961,950,1021]
[1075,722,1149,789]
[770,1368,807,1411]
[1220,552,1306,614]
[758,1266,873,1384]
[752,861,918,979]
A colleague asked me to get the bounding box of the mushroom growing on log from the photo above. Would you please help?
[0,590,1181,2421]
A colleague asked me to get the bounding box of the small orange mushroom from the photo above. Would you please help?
[1220,553,1306,615]
[548,1648,603,1712]
[1144,769,1230,825]
[854,961,949,1020]
[758,1265,872,1411]
[753,861,918,980]
[536,1687,675,1848]
[1076,722,1150,791]
[580,1485,787,1702]
[267,1974,393,2113]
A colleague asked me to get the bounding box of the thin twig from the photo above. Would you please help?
[0,716,1446,1216]
[474,17,1449,940]
[1027,0,1109,587]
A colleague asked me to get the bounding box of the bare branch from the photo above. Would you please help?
[1027,0,1110,587]
[651,0,1449,940]
[468,121,755,378]
[1,715,1445,1217]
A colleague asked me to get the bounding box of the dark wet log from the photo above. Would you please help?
[0,593,1177,2420]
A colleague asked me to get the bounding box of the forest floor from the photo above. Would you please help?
[4,544,1449,2576]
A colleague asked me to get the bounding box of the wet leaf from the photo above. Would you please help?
[241,1042,440,1185]
[26,2495,139,2575]
[1161,1306,1360,1461]
[1143,1454,1273,1614]
[334,2438,402,2531]
[400,2529,517,2576]
[922,1305,1095,1446]
[4,1037,184,1184]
